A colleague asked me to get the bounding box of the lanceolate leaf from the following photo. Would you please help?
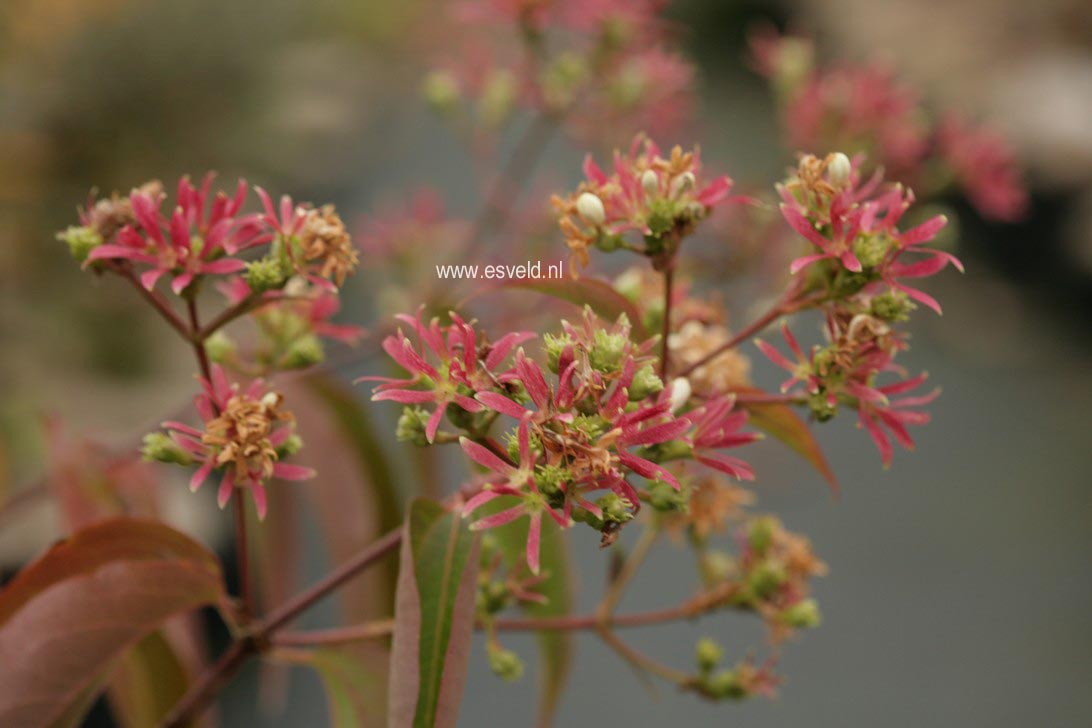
[0,518,226,728]
[304,373,404,607]
[388,499,480,728]
[106,631,191,728]
[482,497,573,728]
[276,647,387,728]
[470,276,649,339]
[736,387,839,493]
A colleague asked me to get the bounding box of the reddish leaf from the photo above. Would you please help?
[388,499,479,728]
[0,518,226,728]
[467,276,649,339]
[736,387,839,493]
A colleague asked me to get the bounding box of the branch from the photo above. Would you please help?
[109,263,192,341]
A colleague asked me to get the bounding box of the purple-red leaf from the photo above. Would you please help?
[0,518,226,728]
[388,499,479,728]
[466,276,649,339]
[736,387,839,493]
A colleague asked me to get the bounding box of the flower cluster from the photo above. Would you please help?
[364,306,759,573]
[553,134,737,273]
[143,365,314,519]
[419,0,694,144]
[61,174,362,513]
[750,30,1027,221]
[59,173,359,296]
[758,152,956,464]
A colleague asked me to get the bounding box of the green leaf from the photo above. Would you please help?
[736,387,839,493]
[484,500,573,727]
[106,631,191,728]
[277,648,386,728]
[0,517,226,728]
[388,499,480,728]
[468,276,649,339]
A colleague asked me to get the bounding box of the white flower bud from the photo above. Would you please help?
[668,377,692,413]
[670,171,696,197]
[576,192,606,225]
[828,152,851,186]
[260,392,281,409]
[641,169,659,197]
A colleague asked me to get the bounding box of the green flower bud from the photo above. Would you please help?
[282,334,325,369]
[705,669,746,700]
[480,69,517,128]
[779,598,821,628]
[57,225,103,263]
[487,645,524,682]
[534,463,568,497]
[204,330,236,364]
[703,550,734,584]
[870,290,915,322]
[695,638,723,673]
[396,406,431,446]
[275,433,304,458]
[244,257,288,293]
[422,70,461,115]
[747,516,777,555]
[596,492,633,524]
[543,332,574,373]
[477,579,510,616]
[628,363,664,401]
[589,330,627,373]
[141,432,193,466]
[647,478,688,513]
[852,232,891,270]
[747,560,788,599]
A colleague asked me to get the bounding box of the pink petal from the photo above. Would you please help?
[525,512,542,575]
[272,463,316,481]
[459,437,514,475]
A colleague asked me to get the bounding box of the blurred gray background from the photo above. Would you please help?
[1,0,1090,726]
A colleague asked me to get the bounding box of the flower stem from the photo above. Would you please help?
[678,285,819,378]
[110,263,191,341]
[186,295,256,624]
[659,267,674,379]
[597,524,659,622]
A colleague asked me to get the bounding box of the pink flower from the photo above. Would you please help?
[937,114,1028,222]
[361,308,533,442]
[856,373,939,467]
[162,365,314,519]
[683,396,758,480]
[87,174,253,294]
[461,419,569,574]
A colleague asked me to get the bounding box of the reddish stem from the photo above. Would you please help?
[110,263,192,341]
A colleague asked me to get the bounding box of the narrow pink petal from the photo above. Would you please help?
[425,403,446,443]
[136,268,165,292]
[470,505,526,531]
[525,512,542,575]
[272,463,316,481]
[171,272,195,295]
[217,471,235,508]
[475,391,530,418]
[463,489,502,516]
[250,481,268,520]
[459,437,514,475]
[189,459,214,492]
[789,253,830,275]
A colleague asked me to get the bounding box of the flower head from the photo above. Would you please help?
[158,365,313,519]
